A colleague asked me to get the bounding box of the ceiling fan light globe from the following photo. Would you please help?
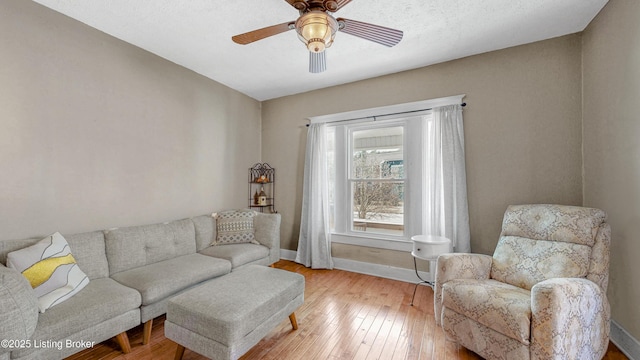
[296,11,338,53]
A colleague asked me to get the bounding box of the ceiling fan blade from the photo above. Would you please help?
[232,21,295,45]
[309,51,326,73]
[337,18,403,47]
[334,0,353,11]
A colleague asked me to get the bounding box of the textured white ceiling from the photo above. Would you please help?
[31,0,608,101]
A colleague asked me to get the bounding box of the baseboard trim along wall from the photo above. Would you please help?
[279,249,432,283]
[611,320,640,360]
[280,249,639,359]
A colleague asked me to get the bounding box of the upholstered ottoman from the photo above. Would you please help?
[165,265,304,360]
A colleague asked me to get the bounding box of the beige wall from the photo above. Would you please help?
[0,0,261,240]
[583,0,640,341]
[262,34,584,266]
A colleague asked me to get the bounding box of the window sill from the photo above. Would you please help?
[331,233,413,252]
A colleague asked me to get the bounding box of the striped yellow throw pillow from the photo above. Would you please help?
[7,232,89,313]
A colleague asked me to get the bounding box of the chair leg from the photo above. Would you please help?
[143,319,153,345]
[289,312,298,330]
[174,344,186,360]
[114,332,132,354]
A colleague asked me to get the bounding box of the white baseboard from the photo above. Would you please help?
[332,257,432,284]
[280,249,297,261]
[279,249,431,283]
[611,320,640,360]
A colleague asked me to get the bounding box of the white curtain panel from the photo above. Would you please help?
[296,123,334,269]
[424,105,471,252]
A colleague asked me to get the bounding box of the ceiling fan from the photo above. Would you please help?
[231,0,403,73]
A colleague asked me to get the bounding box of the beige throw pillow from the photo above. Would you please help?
[213,210,259,245]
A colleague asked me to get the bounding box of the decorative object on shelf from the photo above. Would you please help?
[248,163,276,213]
[256,175,269,183]
[258,187,267,206]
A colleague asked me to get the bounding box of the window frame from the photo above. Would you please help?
[310,95,465,252]
[328,116,424,250]
[347,120,408,238]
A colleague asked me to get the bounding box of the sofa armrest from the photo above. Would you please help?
[434,253,492,325]
[531,278,610,360]
[254,213,281,264]
[0,265,39,353]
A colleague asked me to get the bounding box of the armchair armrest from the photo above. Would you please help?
[434,253,492,325]
[531,278,610,360]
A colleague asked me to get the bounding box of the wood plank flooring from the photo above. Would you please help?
[67,260,628,360]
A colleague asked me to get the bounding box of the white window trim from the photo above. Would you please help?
[308,95,465,125]
[347,119,410,239]
[310,95,465,252]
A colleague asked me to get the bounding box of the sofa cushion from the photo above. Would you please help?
[0,231,109,281]
[442,278,531,345]
[213,210,258,245]
[105,218,196,275]
[254,213,281,249]
[199,243,269,269]
[6,233,90,313]
[64,231,110,280]
[11,277,141,358]
[110,253,231,306]
[0,265,38,348]
[191,215,217,252]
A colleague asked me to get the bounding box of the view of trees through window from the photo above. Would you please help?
[350,126,404,236]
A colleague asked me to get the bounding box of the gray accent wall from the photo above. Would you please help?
[0,0,261,240]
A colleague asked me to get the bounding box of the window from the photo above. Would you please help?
[310,95,466,251]
[327,116,425,246]
[350,125,405,236]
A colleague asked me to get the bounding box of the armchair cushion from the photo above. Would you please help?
[442,279,531,344]
[500,204,606,246]
[491,236,591,290]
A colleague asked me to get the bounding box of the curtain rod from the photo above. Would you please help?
[306,102,466,127]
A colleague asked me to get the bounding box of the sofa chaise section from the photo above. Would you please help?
[104,218,232,345]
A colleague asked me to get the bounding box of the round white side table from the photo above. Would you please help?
[409,235,452,306]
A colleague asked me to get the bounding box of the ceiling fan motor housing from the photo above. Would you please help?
[292,0,340,13]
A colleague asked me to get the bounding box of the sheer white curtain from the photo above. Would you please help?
[296,123,334,269]
[424,104,470,252]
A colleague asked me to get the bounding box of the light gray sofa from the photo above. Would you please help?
[0,212,281,360]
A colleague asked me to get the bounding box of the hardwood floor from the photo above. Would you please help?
[67,260,628,360]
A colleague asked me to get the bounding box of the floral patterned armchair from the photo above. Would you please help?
[435,204,611,360]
